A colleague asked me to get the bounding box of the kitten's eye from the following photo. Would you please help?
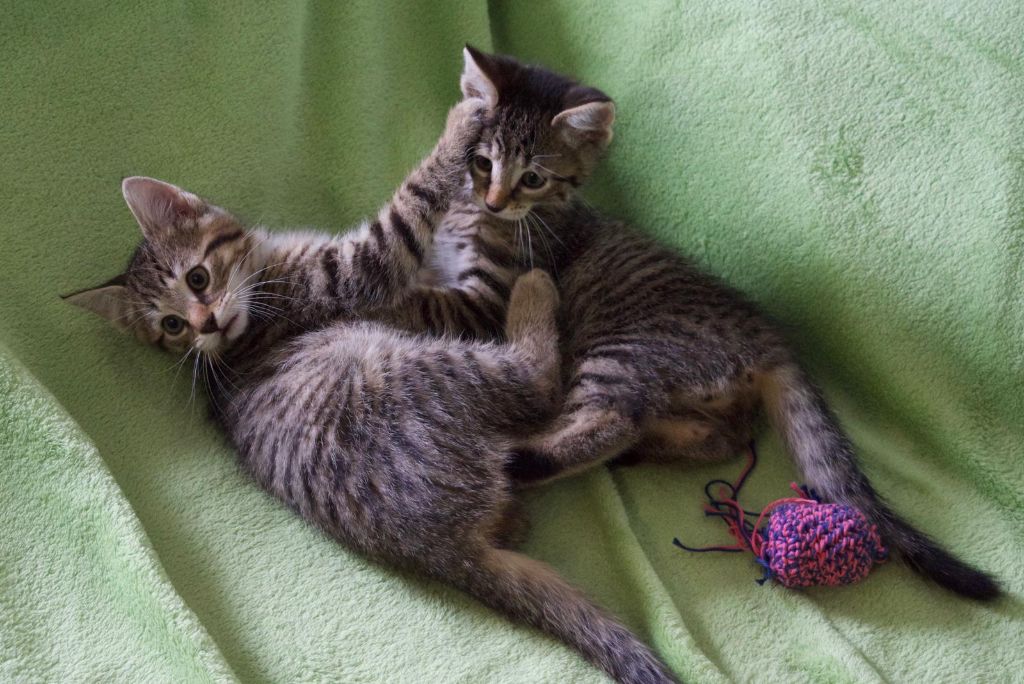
[520,171,546,189]
[186,266,210,292]
[474,155,492,173]
[161,315,186,335]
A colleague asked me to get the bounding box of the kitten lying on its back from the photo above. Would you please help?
[417,46,1000,601]
[66,103,680,684]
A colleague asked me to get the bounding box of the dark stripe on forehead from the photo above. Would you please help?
[203,230,245,258]
[134,279,162,300]
[512,136,530,158]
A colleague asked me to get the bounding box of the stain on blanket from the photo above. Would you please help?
[812,126,864,196]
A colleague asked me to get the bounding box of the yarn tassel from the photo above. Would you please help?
[674,443,888,589]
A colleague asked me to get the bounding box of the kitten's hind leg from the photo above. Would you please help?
[508,339,654,485]
[489,496,530,549]
[445,543,677,684]
[504,269,561,405]
[508,399,642,485]
[617,416,719,465]
[465,270,562,434]
[618,406,757,466]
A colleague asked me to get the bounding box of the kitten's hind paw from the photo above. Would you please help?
[504,448,562,486]
[509,269,559,311]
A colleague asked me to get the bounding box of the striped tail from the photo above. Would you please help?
[453,548,678,684]
[761,364,1000,600]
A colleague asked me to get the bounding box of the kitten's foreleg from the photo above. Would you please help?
[381,284,507,340]
[328,100,485,312]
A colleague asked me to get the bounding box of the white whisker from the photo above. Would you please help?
[531,211,564,246]
[526,213,557,275]
[189,352,200,408]
[532,162,560,177]
[524,220,534,269]
[166,345,195,376]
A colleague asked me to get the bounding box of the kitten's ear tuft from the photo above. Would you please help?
[461,44,499,106]
[121,176,206,238]
[63,278,131,329]
[552,100,616,148]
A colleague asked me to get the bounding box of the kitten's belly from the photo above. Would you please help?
[555,225,783,461]
[226,324,513,553]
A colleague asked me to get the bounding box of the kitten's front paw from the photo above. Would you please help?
[442,99,486,159]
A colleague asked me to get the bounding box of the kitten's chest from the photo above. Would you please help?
[421,209,563,288]
[421,212,496,286]
[421,234,467,287]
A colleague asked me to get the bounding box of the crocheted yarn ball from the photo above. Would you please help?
[760,502,888,588]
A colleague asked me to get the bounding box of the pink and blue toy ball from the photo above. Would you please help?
[754,501,888,588]
[675,444,888,589]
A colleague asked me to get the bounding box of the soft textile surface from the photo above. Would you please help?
[1,2,1021,681]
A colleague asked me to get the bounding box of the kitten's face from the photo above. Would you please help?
[66,177,255,357]
[460,46,615,222]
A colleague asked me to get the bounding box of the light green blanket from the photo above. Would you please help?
[1,2,1021,682]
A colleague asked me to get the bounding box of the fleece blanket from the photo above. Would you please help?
[1,1,1021,682]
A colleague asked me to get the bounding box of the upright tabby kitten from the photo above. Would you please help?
[65,104,680,684]
[420,46,1000,601]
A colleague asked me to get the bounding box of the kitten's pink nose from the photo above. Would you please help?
[485,186,509,212]
[198,313,220,334]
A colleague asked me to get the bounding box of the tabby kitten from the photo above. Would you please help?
[419,46,1000,601]
[65,105,679,684]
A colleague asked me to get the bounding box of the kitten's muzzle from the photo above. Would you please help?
[199,313,220,334]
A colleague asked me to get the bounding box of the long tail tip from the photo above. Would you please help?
[937,568,1002,601]
[904,546,1002,601]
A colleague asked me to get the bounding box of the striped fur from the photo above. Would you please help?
[421,47,1000,601]
[65,101,679,683]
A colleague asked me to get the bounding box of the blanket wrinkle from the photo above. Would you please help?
[599,470,729,683]
[0,345,239,683]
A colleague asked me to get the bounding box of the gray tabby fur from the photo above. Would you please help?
[418,46,1000,601]
[65,102,679,684]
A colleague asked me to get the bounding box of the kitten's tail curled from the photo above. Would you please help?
[760,363,1001,600]
[451,547,678,684]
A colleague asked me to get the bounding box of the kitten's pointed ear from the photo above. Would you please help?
[552,99,616,148]
[461,45,499,106]
[121,176,206,238]
[62,276,131,329]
